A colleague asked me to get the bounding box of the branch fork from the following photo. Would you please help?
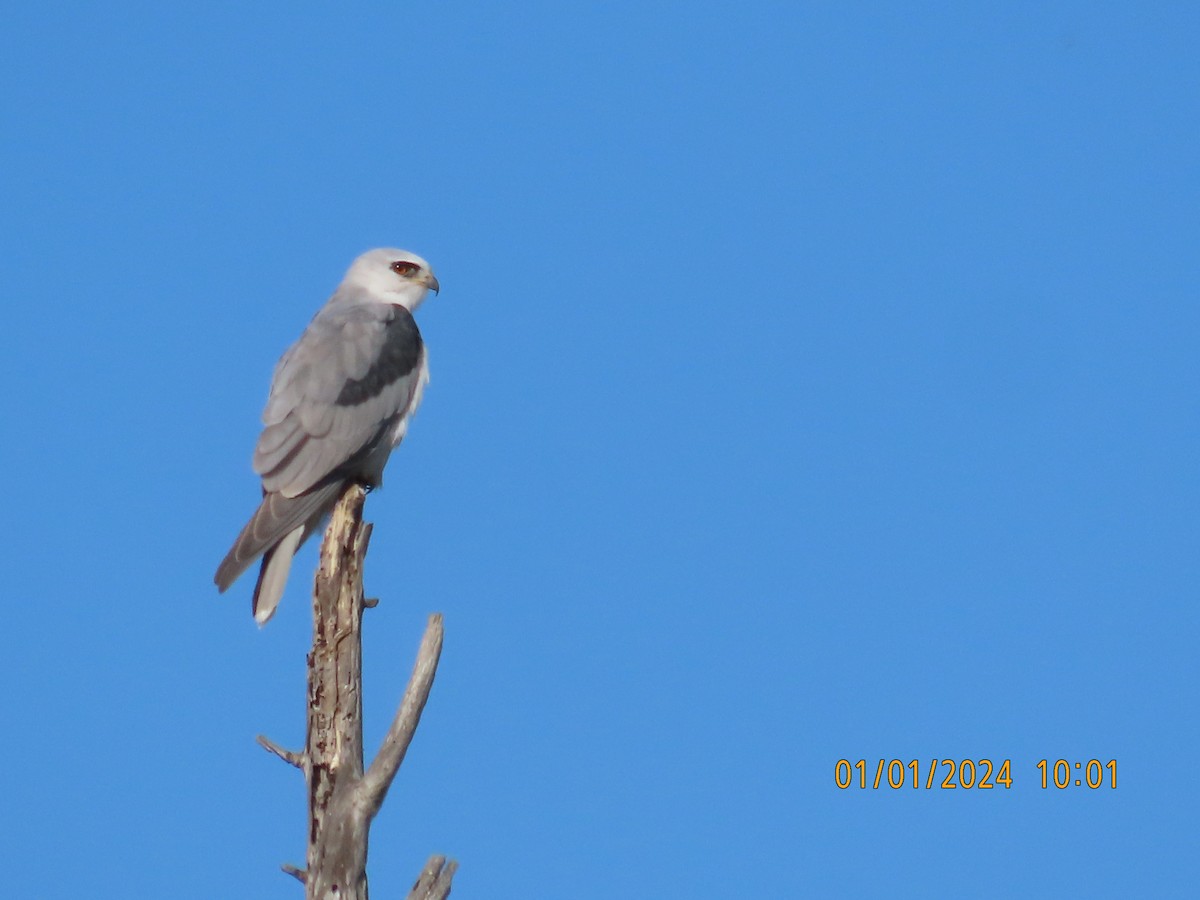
[259,485,455,899]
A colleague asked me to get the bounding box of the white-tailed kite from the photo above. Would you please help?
[215,248,439,624]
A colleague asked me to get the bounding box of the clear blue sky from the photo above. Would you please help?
[2,3,1196,897]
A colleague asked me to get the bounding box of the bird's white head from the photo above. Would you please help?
[341,248,440,311]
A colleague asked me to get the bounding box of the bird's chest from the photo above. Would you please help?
[387,349,430,449]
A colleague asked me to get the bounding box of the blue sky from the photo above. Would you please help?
[2,2,1196,897]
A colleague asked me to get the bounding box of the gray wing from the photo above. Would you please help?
[253,300,426,497]
[212,481,341,595]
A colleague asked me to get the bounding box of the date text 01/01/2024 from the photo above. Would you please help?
[834,759,1118,790]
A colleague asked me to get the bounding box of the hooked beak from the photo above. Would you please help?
[425,272,440,294]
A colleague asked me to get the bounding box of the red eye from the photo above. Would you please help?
[390,260,419,276]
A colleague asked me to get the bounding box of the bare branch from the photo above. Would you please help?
[356,613,445,819]
[277,484,455,898]
[305,486,370,899]
[256,734,305,769]
[407,854,458,900]
[281,864,307,884]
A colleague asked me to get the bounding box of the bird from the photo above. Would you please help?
[215,248,439,624]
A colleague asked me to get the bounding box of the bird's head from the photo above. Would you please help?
[342,248,440,311]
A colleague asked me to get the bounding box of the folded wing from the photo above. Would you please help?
[214,298,427,617]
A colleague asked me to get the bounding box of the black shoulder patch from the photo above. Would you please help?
[335,306,423,407]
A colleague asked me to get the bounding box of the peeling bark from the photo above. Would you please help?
[257,485,455,899]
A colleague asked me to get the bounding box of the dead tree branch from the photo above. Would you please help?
[407,855,458,900]
[359,612,444,818]
[258,484,455,899]
[256,734,306,770]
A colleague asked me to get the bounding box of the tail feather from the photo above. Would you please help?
[252,525,304,625]
[214,479,346,601]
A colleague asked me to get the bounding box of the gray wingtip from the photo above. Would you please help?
[213,562,237,594]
